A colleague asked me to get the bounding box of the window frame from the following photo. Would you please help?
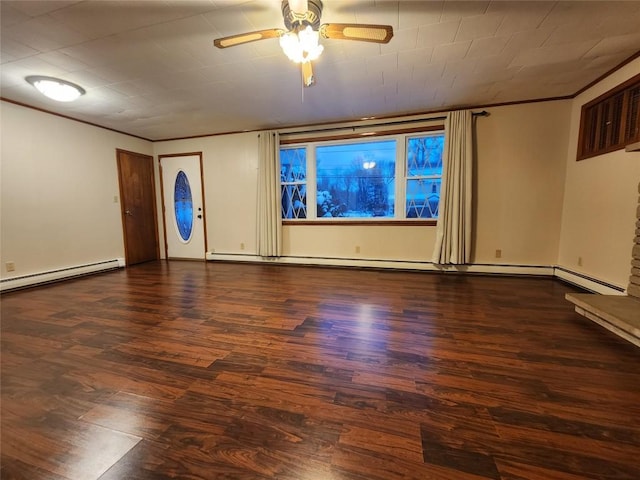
[280,126,445,225]
[577,73,640,160]
[315,137,398,220]
[405,132,445,220]
[280,146,308,220]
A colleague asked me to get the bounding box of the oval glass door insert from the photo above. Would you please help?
[174,170,193,242]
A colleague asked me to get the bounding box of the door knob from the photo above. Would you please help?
[125,210,133,216]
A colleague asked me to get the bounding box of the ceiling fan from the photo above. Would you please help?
[213,0,393,87]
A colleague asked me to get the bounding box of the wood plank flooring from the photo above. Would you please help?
[1,261,639,480]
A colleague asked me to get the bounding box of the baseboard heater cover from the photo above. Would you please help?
[0,258,125,292]
[206,254,630,293]
[554,267,625,296]
[205,252,554,276]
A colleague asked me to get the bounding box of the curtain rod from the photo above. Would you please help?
[282,110,489,137]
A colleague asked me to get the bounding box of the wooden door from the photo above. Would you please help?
[116,149,160,265]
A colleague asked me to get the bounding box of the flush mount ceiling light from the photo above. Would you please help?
[26,75,86,102]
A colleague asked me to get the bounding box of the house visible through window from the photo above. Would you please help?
[280,129,445,221]
[406,134,444,219]
[280,147,307,219]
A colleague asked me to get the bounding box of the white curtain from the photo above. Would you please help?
[257,131,282,257]
[432,110,473,265]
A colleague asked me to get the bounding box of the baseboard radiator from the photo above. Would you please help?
[1,255,627,297]
[206,253,627,295]
[206,252,555,276]
[0,258,125,293]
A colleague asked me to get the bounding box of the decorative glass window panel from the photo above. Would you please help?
[316,140,396,218]
[280,147,307,219]
[174,170,193,241]
[406,134,444,219]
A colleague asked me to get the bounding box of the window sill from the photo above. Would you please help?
[282,219,437,226]
[577,141,638,160]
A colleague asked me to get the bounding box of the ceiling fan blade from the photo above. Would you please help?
[213,28,285,48]
[301,61,315,87]
[319,23,394,44]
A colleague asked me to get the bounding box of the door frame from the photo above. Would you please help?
[158,152,208,260]
[116,148,160,265]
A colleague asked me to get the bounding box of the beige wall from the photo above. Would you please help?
[8,78,625,281]
[153,133,259,257]
[283,224,435,261]
[283,101,571,265]
[0,101,152,279]
[0,60,636,336]
[474,101,571,265]
[558,57,640,290]
[153,101,572,268]
[283,97,570,266]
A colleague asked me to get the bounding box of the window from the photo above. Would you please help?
[280,147,307,219]
[316,140,396,218]
[174,170,193,241]
[626,83,640,145]
[577,73,640,160]
[280,128,445,222]
[406,134,444,219]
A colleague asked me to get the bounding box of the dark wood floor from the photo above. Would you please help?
[1,261,639,480]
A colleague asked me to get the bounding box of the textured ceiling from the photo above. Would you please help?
[2,0,640,141]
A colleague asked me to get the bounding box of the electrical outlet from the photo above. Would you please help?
[6,261,15,272]
[113,195,119,203]
[355,246,361,254]
[240,243,245,250]
[578,256,583,266]
[495,249,502,259]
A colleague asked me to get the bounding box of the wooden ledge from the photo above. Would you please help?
[566,293,640,347]
[625,141,640,152]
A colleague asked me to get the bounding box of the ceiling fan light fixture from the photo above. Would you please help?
[279,25,324,63]
[213,0,392,87]
[26,75,85,102]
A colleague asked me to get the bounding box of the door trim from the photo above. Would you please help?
[116,149,160,265]
[158,152,208,260]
